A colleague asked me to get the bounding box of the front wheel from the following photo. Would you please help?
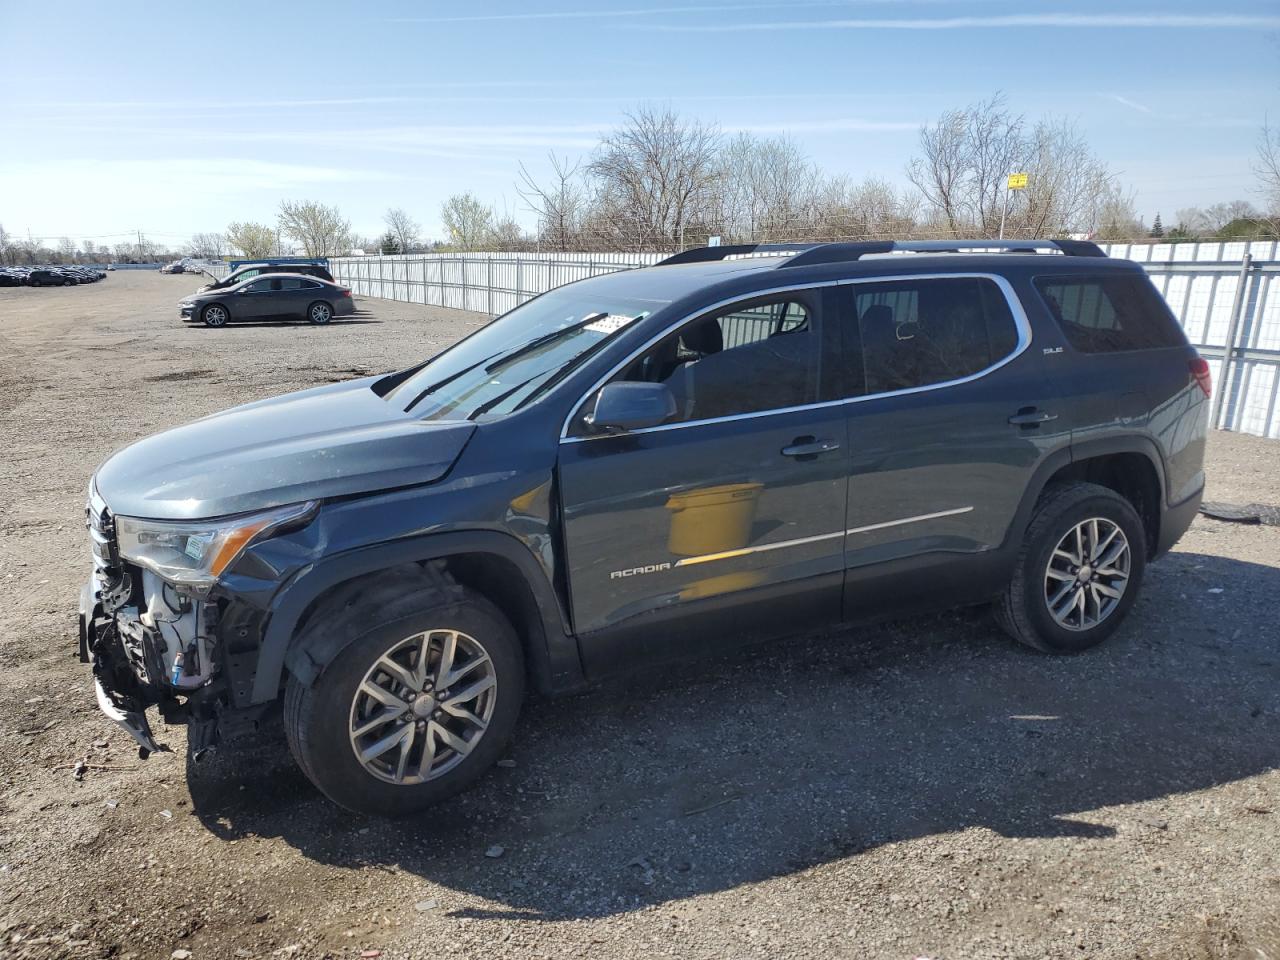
[307,301,332,325]
[996,482,1147,654]
[201,304,229,327]
[284,576,524,816]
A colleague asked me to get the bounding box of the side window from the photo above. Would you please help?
[851,277,1019,396]
[242,279,269,293]
[269,278,283,291]
[1035,275,1185,353]
[279,278,306,290]
[614,295,819,423]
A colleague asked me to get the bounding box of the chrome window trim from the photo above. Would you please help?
[663,506,976,570]
[559,272,1032,443]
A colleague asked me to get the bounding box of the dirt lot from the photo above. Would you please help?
[1,270,1278,960]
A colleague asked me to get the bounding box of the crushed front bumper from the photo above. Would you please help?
[80,580,166,757]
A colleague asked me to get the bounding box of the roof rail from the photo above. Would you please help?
[654,238,1109,270]
[780,238,1106,268]
[655,242,817,266]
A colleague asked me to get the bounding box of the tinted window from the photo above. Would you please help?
[851,277,1019,396]
[280,278,307,290]
[241,279,271,293]
[614,296,819,423]
[1036,274,1185,353]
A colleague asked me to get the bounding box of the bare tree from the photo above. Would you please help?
[908,95,1114,238]
[1091,184,1145,241]
[1256,119,1280,217]
[587,106,721,250]
[226,221,277,258]
[713,133,822,241]
[383,207,421,254]
[0,223,13,265]
[440,192,495,250]
[277,200,352,257]
[518,153,586,251]
[188,232,227,258]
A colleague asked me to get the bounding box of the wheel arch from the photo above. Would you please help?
[1009,437,1167,559]
[253,530,582,705]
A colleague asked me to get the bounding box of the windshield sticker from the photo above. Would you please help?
[584,313,642,335]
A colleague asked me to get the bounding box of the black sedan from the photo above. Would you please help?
[179,273,356,327]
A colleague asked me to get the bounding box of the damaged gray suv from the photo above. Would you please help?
[81,240,1209,816]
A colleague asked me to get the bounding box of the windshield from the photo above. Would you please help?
[385,286,667,421]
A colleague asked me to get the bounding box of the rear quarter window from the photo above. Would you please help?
[1035,274,1185,353]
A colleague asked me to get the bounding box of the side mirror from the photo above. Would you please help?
[585,381,677,433]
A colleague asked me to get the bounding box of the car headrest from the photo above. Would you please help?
[681,319,724,356]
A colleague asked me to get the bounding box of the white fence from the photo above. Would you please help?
[324,243,1280,439]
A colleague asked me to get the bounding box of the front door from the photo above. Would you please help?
[834,273,1071,616]
[232,277,282,319]
[558,289,849,673]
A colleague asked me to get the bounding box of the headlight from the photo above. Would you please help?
[115,501,316,588]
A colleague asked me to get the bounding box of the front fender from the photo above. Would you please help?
[250,530,582,704]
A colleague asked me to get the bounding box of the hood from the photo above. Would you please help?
[94,378,475,520]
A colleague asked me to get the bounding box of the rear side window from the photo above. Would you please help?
[849,277,1020,396]
[1035,274,1184,353]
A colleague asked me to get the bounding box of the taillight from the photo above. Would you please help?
[340,289,352,297]
[1189,357,1212,398]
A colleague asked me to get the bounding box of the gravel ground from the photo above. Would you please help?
[1,271,1278,960]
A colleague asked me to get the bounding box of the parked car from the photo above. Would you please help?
[179,273,354,326]
[27,268,71,286]
[160,261,185,275]
[82,239,1208,816]
[198,261,334,292]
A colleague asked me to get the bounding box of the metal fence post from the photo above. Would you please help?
[487,257,494,315]
[1209,252,1253,430]
[516,257,523,306]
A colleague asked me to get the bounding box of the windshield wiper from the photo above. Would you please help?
[482,313,607,374]
[468,368,560,420]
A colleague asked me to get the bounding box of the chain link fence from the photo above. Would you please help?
[318,242,1279,439]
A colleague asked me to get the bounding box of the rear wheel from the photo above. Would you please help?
[201,304,228,327]
[996,482,1147,653]
[307,301,332,325]
[284,575,524,816]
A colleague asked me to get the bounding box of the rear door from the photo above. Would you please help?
[835,273,1071,616]
[277,277,317,317]
[557,288,850,672]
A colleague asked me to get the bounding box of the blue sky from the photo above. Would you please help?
[2,0,1278,247]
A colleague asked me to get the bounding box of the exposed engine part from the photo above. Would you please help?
[128,569,219,690]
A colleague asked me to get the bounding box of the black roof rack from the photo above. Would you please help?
[654,238,1107,269]
[655,242,817,266]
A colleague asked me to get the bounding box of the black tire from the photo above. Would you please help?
[995,481,1147,654]
[307,300,332,325]
[284,569,524,816]
[201,303,229,328]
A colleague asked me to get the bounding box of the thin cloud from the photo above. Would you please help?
[1103,94,1154,114]
[727,118,921,133]
[387,0,975,24]
[638,13,1280,32]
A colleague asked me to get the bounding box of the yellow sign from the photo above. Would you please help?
[1007,172,1029,190]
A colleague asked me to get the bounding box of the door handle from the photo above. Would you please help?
[781,437,841,459]
[1008,408,1058,426]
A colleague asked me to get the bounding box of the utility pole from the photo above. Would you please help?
[136,229,143,263]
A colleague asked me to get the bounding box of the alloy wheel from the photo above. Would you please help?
[204,305,227,327]
[348,629,497,785]
[1043,517,1131,631]
[310,303,331,324]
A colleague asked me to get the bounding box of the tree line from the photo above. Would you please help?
[5,96,1276,266]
